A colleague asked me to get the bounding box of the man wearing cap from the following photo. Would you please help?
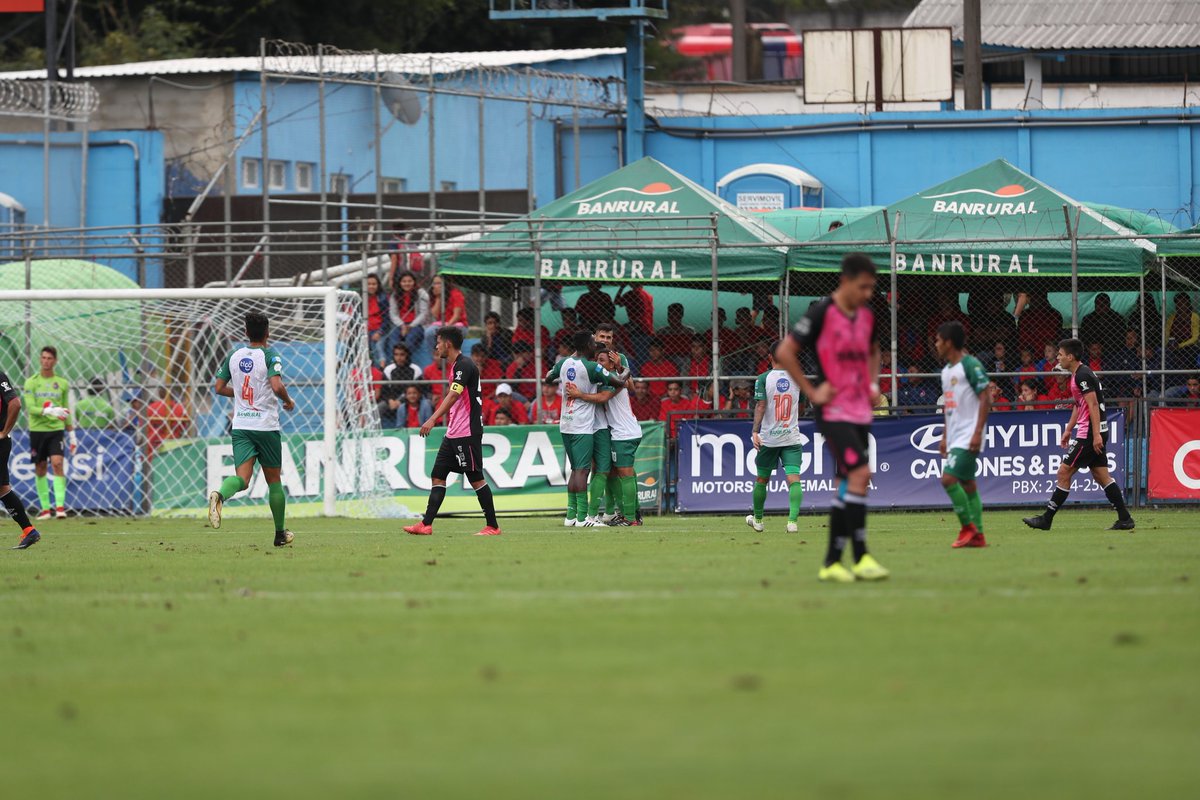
[484,383,528,425]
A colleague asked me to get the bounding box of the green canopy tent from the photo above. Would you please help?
[756,206,883,242]
[789,159,1157,278]
[440,157,793,290]
[1155,222,1200,257]
[1083,203,1179,237]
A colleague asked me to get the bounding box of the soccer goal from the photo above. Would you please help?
[0,286,404,519]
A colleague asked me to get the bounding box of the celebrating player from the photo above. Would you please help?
[589,323,633,524]
[208,313,297,547]
[935,321,991,548]
[547,332,626,527]
[24,346,75,519]
[403,326,501,537]
[1022,338,1135,531]
[1,370,41,549]
[776,253,889,583]
[566,339,640,527]
[746,343,804,534]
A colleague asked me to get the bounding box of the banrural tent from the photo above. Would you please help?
[439,157,793,288]
[789,159,1157,277]
[755,206,883,242]
[1083,203,1179,237]
[1155,222,1200,257]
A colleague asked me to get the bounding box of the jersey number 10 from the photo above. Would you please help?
[774,393,793,423]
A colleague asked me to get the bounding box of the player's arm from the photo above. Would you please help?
[1084,391,1104,453]
[1061,404,1080,448]
[566,384,612,404]
[1,382,20,438]
[968,359,991,453]
[751,399,766,450]
[774,336,823,404]
[592,360,627,391]
[214,378,234,398]
[420,383,461,437]
[868,340,882,400]
[544,359,562,385]
[22,378,43,419]
[269,375,295,412]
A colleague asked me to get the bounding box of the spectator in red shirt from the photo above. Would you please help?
[988,380,1012,412]
[484,383,529,425]
[365,274,392,366]
[423,274,469,353]
[471,344,504,388]
[1018,347,1041,391]
[1014,379,1051,411]
[505,342,537,401]
[553,307,580,354]
[659,381,693,438]
[614,283,655,364]
[728,379,753,418]
[398,384,433,428]
[1045,372,1072,408]
[1017,291,1064,353]
[422,358,446,404]
[532,382,563,424]
[629,379,661,422]
[640,338,676,397]
[575,282,616,332]
[146,388,188,458]
[492,408,515,426]
[1087,341,1105,373]
[656,303,695,366]
[512,307,551,355]
[685,334,711,395]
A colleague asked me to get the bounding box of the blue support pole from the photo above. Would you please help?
[625,19,646,162]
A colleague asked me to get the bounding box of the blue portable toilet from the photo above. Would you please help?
[716,163,824,211]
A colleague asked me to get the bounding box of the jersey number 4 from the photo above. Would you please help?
[773,393,793,423]
[240,376,254,406]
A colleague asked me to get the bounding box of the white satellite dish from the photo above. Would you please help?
[380,73,422,125]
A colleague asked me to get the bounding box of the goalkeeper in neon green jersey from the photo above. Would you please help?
[24,346,75,520]
[208,312,297,547]
[747,343,805,534]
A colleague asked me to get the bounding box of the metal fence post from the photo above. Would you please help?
[532,221,543,396]
[885,210,899,408]
[318,44,329,284]
[710,213,720,396]
[1064,204,1079,336]
[260,38,271,282]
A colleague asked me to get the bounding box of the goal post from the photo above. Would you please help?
[0,286,397,519]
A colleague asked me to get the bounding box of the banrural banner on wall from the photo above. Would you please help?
[676,410,1126,512]
[8,429,139,514]
[1147,408,1200,499]
[151,422,665,517]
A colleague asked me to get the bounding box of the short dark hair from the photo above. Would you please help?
[485,311,501,324]
[393,343,410,356]
[470,344,486,356]
[1020,379,1040,393]
[668,303,684,313]
[937,321,965,350]
[666,381,682,390]
[1058,338,1085,362]
[245,313,269,342]
[594,322,615,336]
[494,408,513,422]
[512,341,532,354]
[517,307,535,321]
[648,337,663,350]
[437,326,464,350]
[840,252,877,278]
[40,345,57,358]
[572,331,594,353]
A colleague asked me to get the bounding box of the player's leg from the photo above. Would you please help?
[607,439,640,526]
[468,470,501,536]
[816,424,856,582]
[1024,443,1084,530]
[603,468,622,521]
[406,439,457,535]
[50,443,67,517]
[32,432,51,518]
[210,431,253,529]
[747,446,774,532]
[942,449,981,547]
[1090,464,1135,529]
[1,438,39,549]
[562,433,592,525]
[781,446,804,530]
[586,430,612,524]
[961,477,986,546]
[254,431,290,546]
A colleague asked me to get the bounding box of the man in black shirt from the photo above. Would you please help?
[0,370,41,549]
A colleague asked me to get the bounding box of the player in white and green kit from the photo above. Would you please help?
[546,331,626,527]
[208,312,297,547]
[747,345,805,533]
[935,320,991,549]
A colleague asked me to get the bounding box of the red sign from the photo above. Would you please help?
[1147,408,1200,499]
[0,1,45,12]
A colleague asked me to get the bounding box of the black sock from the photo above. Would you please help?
[844,493,869,562]
[1,490,32,529]
[475,484,499,529]
[1103,481,1132,521]
[422,485,447,526]
[1044,485,1070,520]
[825,499,848,567]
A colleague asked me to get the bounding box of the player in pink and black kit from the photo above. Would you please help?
[403,326,501,537]
[1023,338,1134,531]
[777,253,889,583]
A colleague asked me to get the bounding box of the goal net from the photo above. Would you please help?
[0,286,411,519]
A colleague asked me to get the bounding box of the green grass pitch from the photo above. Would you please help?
[3,509,1198,799]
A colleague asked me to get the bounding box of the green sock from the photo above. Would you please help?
[588,473,607,517]
[218,475,246,501]
[35,475,50,510]
[53,475,67,508]
[567,492,578,520]
[268,482,287,532]
[966,490,984,532]
[620,475,638,519]
[752,480,767,520]
[787,480,804,522]
[945,482,972,527]
[606,473,623,516]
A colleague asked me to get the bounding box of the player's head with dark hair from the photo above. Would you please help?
[436,325,464,352]
[936,320,966,354]
[838,252,877,310]
[1057,337,1085,368]
[594,322,615,337]
[244,313,269,343]
[40,345,57,359]
[769,340,784,365]
[572,331,594,357]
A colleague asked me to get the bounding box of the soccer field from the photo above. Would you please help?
[4,510,1198,799]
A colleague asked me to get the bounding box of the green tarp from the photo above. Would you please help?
[1156,222,1200,257]
[789,159,1156,277]
[755,206,884,242]
[440,157,792,285]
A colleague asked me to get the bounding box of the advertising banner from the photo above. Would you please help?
[151,422,665,517]
[1147,408,1200,499]
[8,429,139,513]
[676,410,1126,512]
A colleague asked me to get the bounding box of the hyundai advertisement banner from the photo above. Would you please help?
[676,410,1126,512]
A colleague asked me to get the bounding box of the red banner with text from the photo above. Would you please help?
[1147,408,1200,500]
